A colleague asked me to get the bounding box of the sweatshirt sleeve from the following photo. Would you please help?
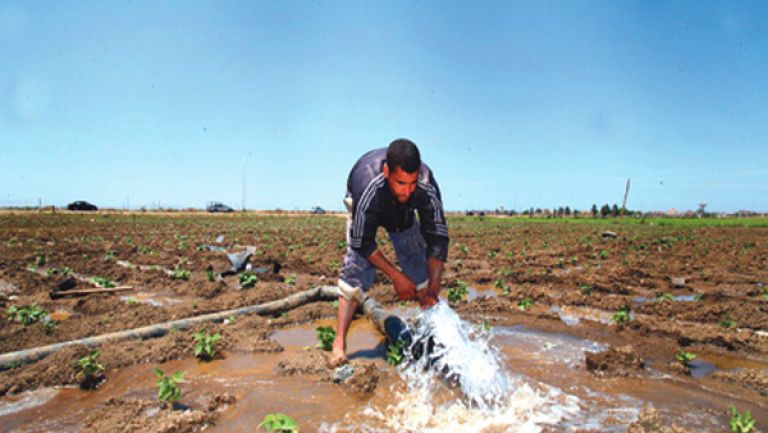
[416,174,449,261]
[348,192,380,259]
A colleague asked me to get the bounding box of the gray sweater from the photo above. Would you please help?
[346,148,449,261]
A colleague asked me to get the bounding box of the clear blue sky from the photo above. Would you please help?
[1,1,766,212]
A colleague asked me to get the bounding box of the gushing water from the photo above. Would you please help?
[322,302,579,432]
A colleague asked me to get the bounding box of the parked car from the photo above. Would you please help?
[207,202,234,213]
[67,201,98,211]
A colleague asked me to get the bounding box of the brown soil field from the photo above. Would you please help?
[0,213,766,432]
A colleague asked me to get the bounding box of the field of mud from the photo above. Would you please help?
[0,212,766,432]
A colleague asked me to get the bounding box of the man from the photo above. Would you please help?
[331,138,449,366]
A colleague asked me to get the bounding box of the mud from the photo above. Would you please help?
[1,214,767,431]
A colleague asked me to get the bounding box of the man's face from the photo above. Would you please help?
[384,164,419,204]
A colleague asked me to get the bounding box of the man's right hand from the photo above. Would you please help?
[392,272,416,301]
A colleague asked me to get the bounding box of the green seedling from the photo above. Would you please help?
[171,265,190,280]
[154,368,186,403]
[656,292,674,302]
[193,329,222,360]
[6,304,47,325]
[458,244,469,255]
[579,284,592,295]
[239,272,258,289]
[91,277,116,288]
[205,268,216,282]
[137,245,152,255]
[386,339,406,366]
[125,297,139,306]
[35,254,46,267]
[285,274,297,286]
[315,326,336,351]
[259,413,300,433]
[336,240,346,250]
[693,294,702,302]
[721,316,736,329]
[446,280,469,303]
[729,405,755,433]
[763,286,767,301]
[77,350,105,380]
[611,305,631,324]
[62,267,74,277]
[42,318,57,333]
[103,250,117,261]
[26,262,37,272]
[517,298,533,311]
[45,267,58,277]
[675,348,696,368]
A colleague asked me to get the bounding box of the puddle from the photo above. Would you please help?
[0,388,58,418]
[550,304,617,325]
[119,292,189,307]
[632,294,699,305]
[2,313,767,432]
[270,318,387,360]
[467,287,497,302]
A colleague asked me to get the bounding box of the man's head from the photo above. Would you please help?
[384,138,421,204]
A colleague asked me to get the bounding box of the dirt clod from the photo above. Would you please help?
[585,345,644,376]
[627,406,693,433]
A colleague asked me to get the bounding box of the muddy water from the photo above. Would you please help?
[2,314,767,432]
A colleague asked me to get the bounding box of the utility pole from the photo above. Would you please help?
[242,165,246,212]
[621,178,631,216]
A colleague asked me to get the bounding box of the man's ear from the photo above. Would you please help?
[382,162,390,179]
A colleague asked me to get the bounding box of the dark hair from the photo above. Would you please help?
[386,138,421,174]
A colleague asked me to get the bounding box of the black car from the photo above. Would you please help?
[67,201,98,211]
[207,202,234,213]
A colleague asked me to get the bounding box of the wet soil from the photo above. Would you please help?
[1,213,767,431]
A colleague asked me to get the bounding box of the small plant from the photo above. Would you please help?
[458,244,469,255]
[611,305,631,324]
[103,250,117,261]
[124,297,139,306]
[729,405,755,433]
[656,292,674,302]
[35,254,46,267]
[386,339,406,366]
[62,267,74,277]
[517,298,533,311]
[763,286,768,301]
[205,268,216,282]
[446,280,469,303]
[193,329,222,360]
[45,267,58,277]
[315,326,336,351]
[77,350,105,387]
[42,318,57,333]
[137,245,152,255]
[239,272,258,289]
[675,348,696,368]
[171,265,190,280]
[259,413,300,433]
[154,368,186,403]
[579,284,592,295]
[721,316,736,329]
[285,274,297,286]
[598,249,609,259]
[91,277,116,288]
[6,304,47,325]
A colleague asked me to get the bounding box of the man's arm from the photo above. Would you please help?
[367,249,416,301]
[416,256,443,309]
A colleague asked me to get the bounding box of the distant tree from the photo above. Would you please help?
[565,206,571,216]
[535,208,542,215]
[573,209,580,218]
[591,204,598,218]
[600,204,611,218]
[611,204,620,217]
[557,206,564,217]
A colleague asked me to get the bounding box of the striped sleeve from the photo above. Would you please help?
[349,174,385,258]
[417,174,449,261]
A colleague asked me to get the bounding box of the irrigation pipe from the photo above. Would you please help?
[0,285,409,371]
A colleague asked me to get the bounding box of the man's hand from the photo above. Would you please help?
[417,289,438,309]
[392,272,417,301]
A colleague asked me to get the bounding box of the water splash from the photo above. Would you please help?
[321,302,579,432]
